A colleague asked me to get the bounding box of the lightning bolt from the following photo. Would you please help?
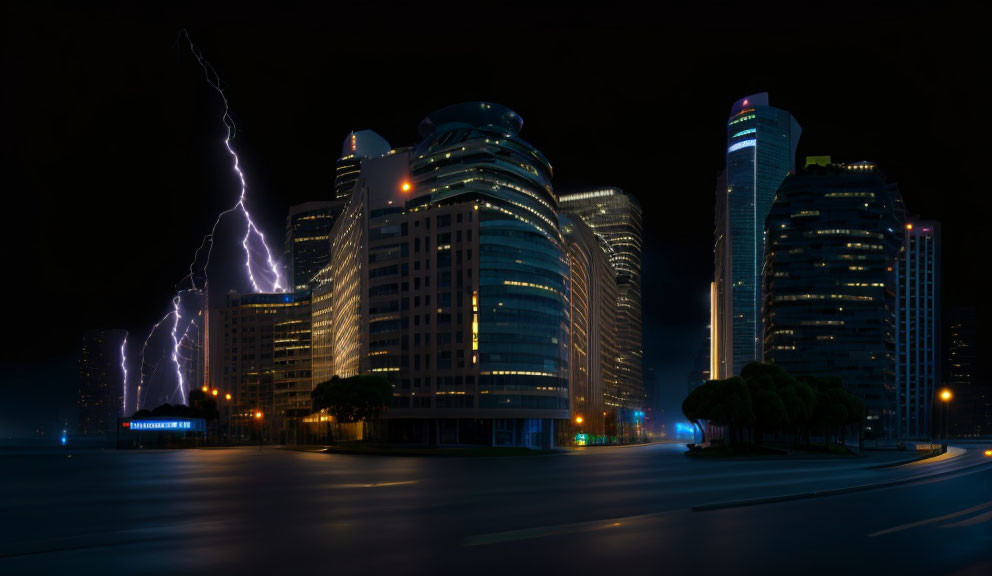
[137,308,175,410]
[178,28,284,294]
[133,31,285,410]
[121,333,128,416]
[170,295,187,405]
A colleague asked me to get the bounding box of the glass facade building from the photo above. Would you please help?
[284,201,345,291]
[412,103,570,423]
[558,188,644,411]
[724,93,801,375]
[763,159,904,437]
[895,220,941,439]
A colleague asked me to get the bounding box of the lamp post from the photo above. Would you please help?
[939,389,952,453]
[255,411,264,451]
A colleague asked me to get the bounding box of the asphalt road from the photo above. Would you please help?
[2,443,990,574]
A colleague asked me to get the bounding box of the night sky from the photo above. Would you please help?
[2,1,987,436]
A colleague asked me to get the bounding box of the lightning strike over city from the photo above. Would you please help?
[9,5,992,576]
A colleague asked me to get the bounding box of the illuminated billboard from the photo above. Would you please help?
[121,418,206,433]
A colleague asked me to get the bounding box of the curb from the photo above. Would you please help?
[691,458,992,512]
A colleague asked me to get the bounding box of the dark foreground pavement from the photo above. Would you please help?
[2,443,990,574]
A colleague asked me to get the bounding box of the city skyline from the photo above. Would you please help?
[2,2,988,437]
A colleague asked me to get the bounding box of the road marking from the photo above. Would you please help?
[868,500,992,537]
[334,480,418,488]
[462,512,669,547]
[941,509,992,528]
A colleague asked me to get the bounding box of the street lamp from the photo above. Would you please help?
[254,411,264,451]
[940,389,952,453]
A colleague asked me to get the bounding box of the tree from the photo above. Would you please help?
[312,375,392,425]
[707,376,754,447]
[683,382,716,443]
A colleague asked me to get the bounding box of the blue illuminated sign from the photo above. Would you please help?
[728,139,756,153]
[125,419,204,432]
[130,420,191,431]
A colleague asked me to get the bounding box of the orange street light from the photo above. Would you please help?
[940,389,953,402]
[201,385,209,393]
[985,449,992,457]
[400,181,412,192]
[211,389,219,397]
[575,416,584,425]
[255,411,263,419]
[225,393,232,401]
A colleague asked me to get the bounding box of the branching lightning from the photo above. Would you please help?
[179,28,284,294]
[132,30,286,411]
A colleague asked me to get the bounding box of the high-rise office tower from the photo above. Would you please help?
[317,103,571,447]
[724,93,801,375]
[334,130,391,200]
[559,188,644,412]
[561,213,619,439]
[895,220,941,438]
[78,329,127,436]
[764,158,904,437]
[284,201,344,291]
[217,291,312,440]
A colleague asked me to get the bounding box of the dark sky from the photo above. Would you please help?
[2,1,987,435]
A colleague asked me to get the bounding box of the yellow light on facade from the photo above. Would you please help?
[985,449,992,457]
[225,393,232,401]
[940,389,952,402]
[211,389,219,396]
[906,223,913,230]
[201,385,209,393]
[575,416,584,424]
[255,411,263,419]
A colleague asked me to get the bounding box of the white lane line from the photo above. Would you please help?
[869,500,992,537]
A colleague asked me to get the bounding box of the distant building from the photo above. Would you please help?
[895,220,941,438]
[559,188,645,413]
[561,213,619,441]
[946,307,982,435]
[764,157,904,438]
[284,201,345,291]
[217,291,312,441]
[334,130,391,200]
[78,329,127,436]
[723,93,801,375]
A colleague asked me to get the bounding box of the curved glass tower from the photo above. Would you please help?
[411,103,570,419]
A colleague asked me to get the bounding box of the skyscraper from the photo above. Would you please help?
[763,158,904,437]
[561,213,619,440]
[78,329,127,436]
[895,220,941,438]
[723,93,801,375]
[559,188,644,412]
[284,201,345,291]
[334,130,391,200]
[317,103,572,447]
